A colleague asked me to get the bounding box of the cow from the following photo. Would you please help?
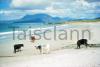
[35,45,42,53]
[30,36,50,54]
[35,44,50,54]
[77,39,88,49]
[31,36,36,43]
[14,44,24,53]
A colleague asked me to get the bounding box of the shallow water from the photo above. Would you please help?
[0,22,100,45]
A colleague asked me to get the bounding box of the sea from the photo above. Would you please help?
[0,22,100,45]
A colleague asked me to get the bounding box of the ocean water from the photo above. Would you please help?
[0,23,46,32]
[0,23,45,44]
[0,22,62,44]
[0,22,100,45]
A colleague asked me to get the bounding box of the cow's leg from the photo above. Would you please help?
[77,44,78,49]
[18,48,22,52]
[85,43,88,48]
[39,48,42,54]
[14,48,16,53]
[16,48,20,52]
[77,43,80,49]
[19,48,21,52]
[38,46,42,54]
[77,45,79,49]
[78,44,80,49]
[85,44,87,48]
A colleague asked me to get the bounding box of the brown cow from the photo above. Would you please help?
[31,36,36,43]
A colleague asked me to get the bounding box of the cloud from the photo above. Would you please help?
[0,10,25,21]
[0,0,99,20]
[11,0,51,9]
[86,0,100,3]
[43,0,97,18]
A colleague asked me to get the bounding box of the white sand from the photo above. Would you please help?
[0,48,100,67]
[0,22,100,67]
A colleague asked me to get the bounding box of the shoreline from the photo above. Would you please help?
[0,21,100,44]
[0,21,100,35]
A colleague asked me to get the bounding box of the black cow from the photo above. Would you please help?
[77,39,88,49]
[14,44,24,53]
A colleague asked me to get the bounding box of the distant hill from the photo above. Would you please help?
[19,13,53,23]
[96,17,100,19]
[13,13,74,23]
[1,13,99,24]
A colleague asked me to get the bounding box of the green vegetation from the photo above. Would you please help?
[77,19,100,22]
[45,18,100,26]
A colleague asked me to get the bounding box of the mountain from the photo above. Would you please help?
[0,13,75,24]
[14,13,56,23]
[96,17,100,19]
[1,13,100,24]
[21,14,52,23]
[14,13,71,23]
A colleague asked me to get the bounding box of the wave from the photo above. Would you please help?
[0,31,21,36]
[0,23,80,36]
[0,24,68,36]
[0,23,93,40]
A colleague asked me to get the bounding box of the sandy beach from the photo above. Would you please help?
[0,22,100,67]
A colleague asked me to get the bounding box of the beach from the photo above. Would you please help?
[0,47,100,67]
[0,22,100,67]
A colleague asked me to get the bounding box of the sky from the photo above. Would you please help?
[0,0,100,21]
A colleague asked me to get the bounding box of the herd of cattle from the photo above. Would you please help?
[13,36,95,54]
